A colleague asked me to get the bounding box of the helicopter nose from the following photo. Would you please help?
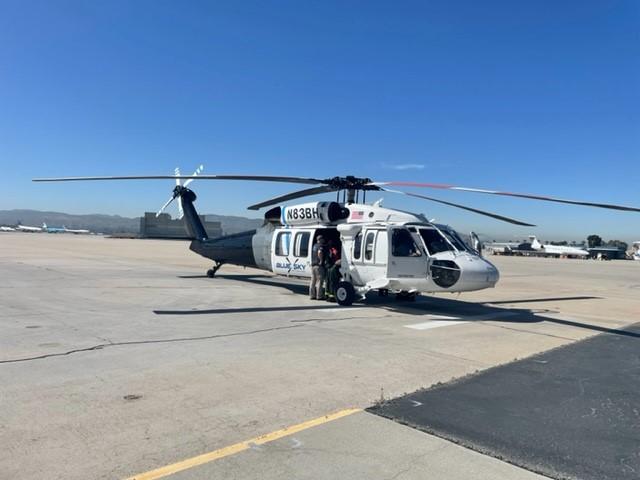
[460,256,500,289]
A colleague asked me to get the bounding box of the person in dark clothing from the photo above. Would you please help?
[309,235,327,300]
[326,240,342,301]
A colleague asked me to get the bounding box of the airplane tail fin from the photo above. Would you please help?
[528,235,542,249]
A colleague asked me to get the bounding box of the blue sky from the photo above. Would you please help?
[1,0,638,241]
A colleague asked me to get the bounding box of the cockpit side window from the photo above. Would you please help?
[419,229,453,254]
[392,228,421,257]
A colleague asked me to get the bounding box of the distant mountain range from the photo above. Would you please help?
[0,210,263,235]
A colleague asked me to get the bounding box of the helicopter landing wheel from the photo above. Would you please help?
[206,262,223,278]
[336,281,355,306]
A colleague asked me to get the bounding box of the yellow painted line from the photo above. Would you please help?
[125,408,362,480]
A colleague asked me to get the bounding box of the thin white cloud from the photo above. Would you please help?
[381,163,425,171]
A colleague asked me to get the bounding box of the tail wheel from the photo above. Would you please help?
[206,262,223,278]
[336,281,355,306]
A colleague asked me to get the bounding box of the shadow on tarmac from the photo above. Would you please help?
[163,274,639,339]
[155,305,341,315]
[488,296,602,304]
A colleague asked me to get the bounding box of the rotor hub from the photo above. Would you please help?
[173,185,197,202]
[322,176,379,191]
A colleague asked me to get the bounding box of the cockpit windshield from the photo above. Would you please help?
[419,229,452,254]
[419,228,469,255]
[442,229,469,252]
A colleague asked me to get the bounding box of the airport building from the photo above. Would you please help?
[587,246,627,260]
[139,212,222,239]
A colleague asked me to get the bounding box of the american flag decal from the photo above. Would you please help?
[351,211,364,220]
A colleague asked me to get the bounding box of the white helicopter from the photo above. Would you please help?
[34,171,640,306]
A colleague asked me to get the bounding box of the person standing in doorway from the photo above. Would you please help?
[326,239,342,302]
[309,235,327,300]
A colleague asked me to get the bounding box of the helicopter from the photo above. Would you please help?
[34,170,640,306]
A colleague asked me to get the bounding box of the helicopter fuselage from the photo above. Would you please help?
[185,195,500,300]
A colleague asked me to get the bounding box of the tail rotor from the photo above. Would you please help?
[156,164,204,219]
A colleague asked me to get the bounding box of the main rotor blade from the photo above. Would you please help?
[372,181,640,213]
[33,174,324,185]
[383,188,536,226]
[247,185,337,210]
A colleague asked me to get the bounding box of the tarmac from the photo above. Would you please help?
[371,322,640,480]
[1,233,638,480]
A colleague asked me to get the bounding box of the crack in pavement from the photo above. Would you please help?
[0,324,304,365]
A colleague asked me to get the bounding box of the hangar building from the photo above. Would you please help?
[139,212,222,239]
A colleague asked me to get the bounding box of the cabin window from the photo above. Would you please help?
[293,232,310,257]
[353,232,363,260]
[392,229,421,257]
[364,231,376,260]
[419,229,453,254]
[275,232,291,256]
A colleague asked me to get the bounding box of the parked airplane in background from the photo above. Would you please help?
[17,224,42,232]
[529,236,589,257]
[42,223,65,233]
[0,226,16,232]
[63,226,91,234]
[483,239,522,255]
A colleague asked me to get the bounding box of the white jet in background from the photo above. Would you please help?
[529,235,589,257]
[17,224,43,232]
[63,226,91,234]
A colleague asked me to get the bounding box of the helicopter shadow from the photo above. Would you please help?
[165,274,638,339]
[155,304,342,315]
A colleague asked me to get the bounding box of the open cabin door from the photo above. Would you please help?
[386,226,429,281]
[270,229,313,278]
[269,227,340,278]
